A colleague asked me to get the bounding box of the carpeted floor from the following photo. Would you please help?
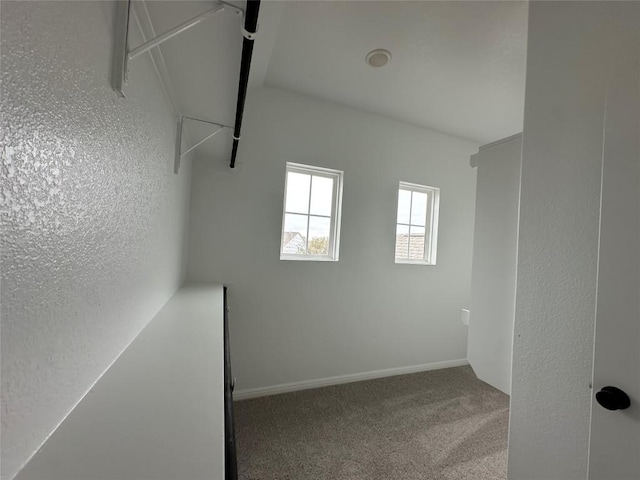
[234,366,509,480]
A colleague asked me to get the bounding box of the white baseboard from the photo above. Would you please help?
[233,358,469,401]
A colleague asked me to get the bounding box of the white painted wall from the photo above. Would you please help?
[508,2,635,478]
[1,2,192,479]
[467,135,521,395]
[13,284,225,480]
[187,86,478,392]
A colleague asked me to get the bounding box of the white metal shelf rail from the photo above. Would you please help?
[112,0,246,173]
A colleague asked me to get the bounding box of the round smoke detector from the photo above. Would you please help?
[366,49,391,67]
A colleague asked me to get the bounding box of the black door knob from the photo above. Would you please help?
[596,386,631,411]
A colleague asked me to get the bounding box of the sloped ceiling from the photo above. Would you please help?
[140,0,527,166]
[265,1,528,143]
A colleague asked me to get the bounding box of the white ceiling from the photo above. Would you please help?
[141,0,527,165]
[264,1,528,144]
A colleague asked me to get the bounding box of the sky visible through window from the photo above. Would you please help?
[283,172,333,254]
[396,188,429,260]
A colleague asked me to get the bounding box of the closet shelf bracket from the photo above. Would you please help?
[112,0,243,97]
[174,116,233,173]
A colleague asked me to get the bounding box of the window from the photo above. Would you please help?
[395,181,440,265]
[280,163,343,261]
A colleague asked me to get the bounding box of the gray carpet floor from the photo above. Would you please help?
[234,366,509,480]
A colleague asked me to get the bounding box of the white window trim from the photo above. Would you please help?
[395,181,440,266]
[280,162,344,262]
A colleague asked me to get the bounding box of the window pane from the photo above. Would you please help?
[283,214,308,254]
[310,176,333,216]
[308,216,331,255]
[397,189,411,224]
[285,172,311,214]
[411,191,428,226]
[409,225,426,260]
[395,224,410,259]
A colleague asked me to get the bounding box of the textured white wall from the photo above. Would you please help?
[508,2,632,478]
[468,135,521,395]
[1,2,192,479]
[188,86,478,392]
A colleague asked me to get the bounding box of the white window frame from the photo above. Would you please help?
[395,181,440,265]
[280,162,344,262]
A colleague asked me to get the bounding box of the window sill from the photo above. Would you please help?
[280,255,339,262]
[395,259,436,266]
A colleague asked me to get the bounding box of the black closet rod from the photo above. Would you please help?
[230,0,261,169]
